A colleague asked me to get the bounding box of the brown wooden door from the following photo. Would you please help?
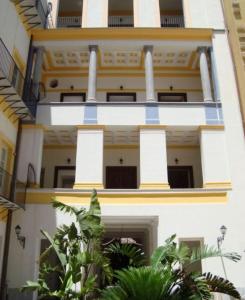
[168,166,194,188]
[106,166,137,189]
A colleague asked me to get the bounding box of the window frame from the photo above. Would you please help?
[106,92,137,102]
[60,93,86,103]
[157,92,187,103]
[53,166,76,188]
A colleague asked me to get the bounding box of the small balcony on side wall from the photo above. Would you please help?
[10,0,51,30]
[0,39,38,120]
[0,167,26,211]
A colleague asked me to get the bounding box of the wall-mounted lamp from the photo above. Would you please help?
[169,85,173,91]
[15,225,26,249]
[119,158,124,165]
[67,158,71,164]
[120,85,124,90]
[175,158,179,164]
[70,85,74,90]
[217,225,227,249]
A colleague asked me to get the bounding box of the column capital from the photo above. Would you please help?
[144,45,154,52]
[197,46,208,54]
[89,45,98,52]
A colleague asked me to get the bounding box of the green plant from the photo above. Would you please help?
[104,241,145,271]
[21,190,112,300]
[102,235,241,300]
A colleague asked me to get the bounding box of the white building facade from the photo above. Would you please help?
[0,0,245,299]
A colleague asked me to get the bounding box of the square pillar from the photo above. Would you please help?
[17,125,44,187]
[74,126,104,189]
[139,125,169,189]
[200,126,231,189]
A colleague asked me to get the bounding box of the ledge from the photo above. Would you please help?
[31,28,213,42]
[25,188,230,205]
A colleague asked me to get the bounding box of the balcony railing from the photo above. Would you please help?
[161,15,184,27]
[10,0,50,29]
[0,167,26,209]
[0,39,38,119]
[57,16,82,28]
[108,15,134,27]
[37,102,223,127]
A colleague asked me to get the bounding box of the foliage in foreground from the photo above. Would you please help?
[101,235,241,300]
[21,190,112,300]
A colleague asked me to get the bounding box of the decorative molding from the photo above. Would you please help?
[73,183,104,189]
[139,183,170,190]
[76,125,106,130]
[203,182,232,189]
[26,190,228,204]
[32,28,213,42]
[199,125,225,131]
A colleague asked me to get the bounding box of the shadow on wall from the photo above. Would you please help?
[6,203,59,300]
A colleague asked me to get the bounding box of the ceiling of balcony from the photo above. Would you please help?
[43,126,200,146]
[44,48,199,71]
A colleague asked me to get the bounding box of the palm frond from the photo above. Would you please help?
[204,272,241,299]
[188,245,241,267]
[52,199,85,217]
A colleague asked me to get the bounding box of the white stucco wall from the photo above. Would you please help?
[0,0,30,63]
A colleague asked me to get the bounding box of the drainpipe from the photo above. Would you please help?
[0,120,23,299]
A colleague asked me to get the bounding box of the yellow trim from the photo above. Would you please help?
[139,125,167,130]
[73,183,104,189]
[139,183,170,190]
[0,97,19,127]
[203,182,232,189]
[14,4,31,37]
[26,190,228,204]
[199,125,225,131]
[28,183,40,189]
[167,145,199,149]
[105,144,139,150]
[32,28,213,42]
[13,48,26,74]
[21,124,46,130]
[0,207,8,223]
[76,125,106,130]
[44,144,76,149]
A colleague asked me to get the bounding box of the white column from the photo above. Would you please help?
[33,47,44,99]
[87,45,98,102]
[199,47,213,102]
[139,126,169,189]
[17,125,44,187]
[74,126,104,189]
[144,46,156,102]
[47,0,60,28]
[200,126,231,188]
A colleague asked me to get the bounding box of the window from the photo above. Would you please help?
[159,0,184,28]
[107,93,136,102]
[60,93,86,103]
[158,93,187,102]
[53,166,75,188]
[179,239,203,273]
[168,166,194,188]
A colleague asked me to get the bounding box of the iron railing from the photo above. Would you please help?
[10,0,50,29]
[0,38,38,118]
[108,15,134,27]
[0,167,26,209]
[160,15,184,27]
[57,16,82,28]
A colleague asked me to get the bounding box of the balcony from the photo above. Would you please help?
[57,16,82,28]
[0,39,38,120]
[160,15,184,28]
[0,167,26,210]
[108,15,134,27]
[10,0,50,30]
[36,102,222,127]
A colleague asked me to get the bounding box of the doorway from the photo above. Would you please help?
[168,166,194,188]
[106,166,137,189]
